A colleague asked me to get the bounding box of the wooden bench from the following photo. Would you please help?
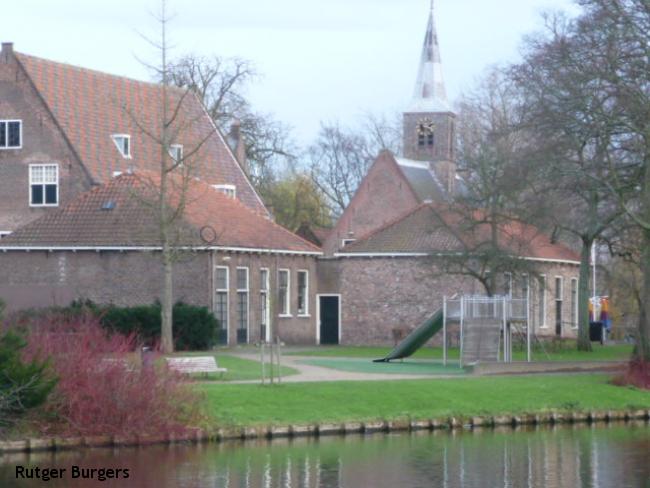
[165,356,227,378]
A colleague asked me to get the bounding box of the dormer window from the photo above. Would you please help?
[111,134,131,158]
[169,144,183,165]
[0,120,22,149]
[212,184,236,199]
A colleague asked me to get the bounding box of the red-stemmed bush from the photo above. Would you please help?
[612,359,650,390]
[19,312,203,437]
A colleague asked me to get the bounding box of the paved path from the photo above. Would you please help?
[225,352,458,384]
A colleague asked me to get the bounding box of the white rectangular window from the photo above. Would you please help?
[278,269,290,316]
[260,268,270,341]
[29,164,59,206]
[0,120,22,149]
[0,231,11,239]
[212,184,236,199]
[111,134,131,158]
[571,278,578,328]
[538,275,547,328]
[169,144,183,165]
[297,270,309,316]
[555,276,563,301]
[236,267,249,343]
[341,239,356,247]
[215,266,229,335]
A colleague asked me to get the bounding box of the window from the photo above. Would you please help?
[341,239,356,247]
[0,231,11,239]
[111,134,131,158]
[520,274,529,299]
[0,120,21,149]
[215,266,229,336]
[169,144,183,165]
[278,269,290,316]
[29,164,59,206]
[212,184,236,199]
[260,268,270,341]
[555,277,563,301]
[538,275,547,328]
[417,123,434,147]
[297,270,309,316]
[571,278,578,328]
[236,267,249,343]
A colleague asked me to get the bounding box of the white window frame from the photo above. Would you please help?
[214,266,230,342]
[212,184,236,199]
[29,164,59,207]
[236,267,250,343]
[538,275,547,328]
[341,239,356,247]
[297,270,310,317]
[169,144,183,165]
[278,269,291,317]
[260,268,270,342]
[111,134,131,159]
[0,231,12,239]
[0,119,22,149]
[555,276,564,301]
[571,278,578,329]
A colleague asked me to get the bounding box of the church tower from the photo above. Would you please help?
[403,1,456,193]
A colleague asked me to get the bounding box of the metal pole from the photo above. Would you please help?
[459,296,464,368]
[526,277,531,363]
[261,342,265,385]
[503,296,508,363]
[443,296,447,366]
[276,336,282,384]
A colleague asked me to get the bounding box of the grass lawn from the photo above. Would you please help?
[166,352,298,382]
[200,374,650,427]
[286,344,634,362]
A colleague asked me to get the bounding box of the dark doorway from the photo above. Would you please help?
[319,296,340,345]
[555,301,562,336]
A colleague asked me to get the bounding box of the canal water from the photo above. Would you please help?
[1,422,649,487]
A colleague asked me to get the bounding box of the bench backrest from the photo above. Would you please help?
[166,356,219,373]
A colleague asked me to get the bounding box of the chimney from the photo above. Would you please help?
[1,42,14,63]
[229,119,249,176]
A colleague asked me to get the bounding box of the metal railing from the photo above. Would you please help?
[445,295,528,321]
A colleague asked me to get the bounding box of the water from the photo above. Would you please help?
[1,422,649,487]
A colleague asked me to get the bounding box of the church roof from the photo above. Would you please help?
[406,1,451,113]
[337,203,580,263]
[395,158,449,202]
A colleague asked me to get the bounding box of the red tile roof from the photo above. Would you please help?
[15,52,267,215]
[341,204,580,263]
[1,172,322,254]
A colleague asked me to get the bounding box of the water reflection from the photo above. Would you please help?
[1,422,649,488]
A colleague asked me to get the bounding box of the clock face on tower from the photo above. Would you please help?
[417,118,435,135]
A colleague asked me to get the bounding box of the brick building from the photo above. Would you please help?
[0,3,580,348]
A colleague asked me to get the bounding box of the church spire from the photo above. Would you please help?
[408,0,451,113]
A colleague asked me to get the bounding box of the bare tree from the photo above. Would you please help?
[167,54,296,189]
[512,5,643,352]
[308,113,401,216]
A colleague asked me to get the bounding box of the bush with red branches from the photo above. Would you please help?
[612,359,650,390]
[18,313,203,437]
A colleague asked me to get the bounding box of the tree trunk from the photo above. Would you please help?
[161,245,174,353]
[577,239,593,352]
[636,228,650,361]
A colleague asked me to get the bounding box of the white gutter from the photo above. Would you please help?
[334,251,579,266]
[0,245,322,257]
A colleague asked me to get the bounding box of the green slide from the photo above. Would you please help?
[374,309,444,362]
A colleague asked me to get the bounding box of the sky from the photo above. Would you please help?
[2,0,579,145]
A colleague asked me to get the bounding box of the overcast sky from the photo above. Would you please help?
[3,0,579,145]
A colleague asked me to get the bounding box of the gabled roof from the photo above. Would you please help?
[395,158,449,203]
[0,172,322,254]
[14,52,267,215]
[338,203,580,263]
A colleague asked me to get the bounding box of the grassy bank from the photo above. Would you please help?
[285,344,633,362]
[200,374,650,427]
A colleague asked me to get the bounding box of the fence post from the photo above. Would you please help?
[459,296,464,368]
[443,296,447,367]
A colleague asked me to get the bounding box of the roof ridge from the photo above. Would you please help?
[15,52,184,93]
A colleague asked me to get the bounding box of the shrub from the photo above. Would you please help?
[612,359,650,390]
[21,313,202,437]
[0,330,56,427]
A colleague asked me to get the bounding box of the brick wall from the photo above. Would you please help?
[322,152,420,255]
[0,48,91,232]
